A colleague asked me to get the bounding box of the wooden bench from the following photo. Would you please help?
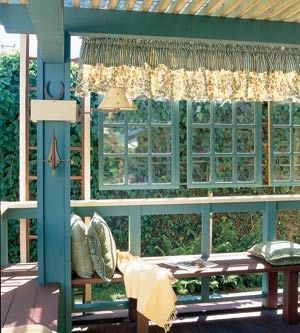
[1,263,60,331]
[72,252,300,332]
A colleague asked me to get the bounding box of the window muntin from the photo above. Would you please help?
[187,101,262,188]
[271,102,300,185]
[99,99,179,189]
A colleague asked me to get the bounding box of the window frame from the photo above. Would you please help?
[270,101,300,186]
[187,101,262,188]
[98,100,180,190]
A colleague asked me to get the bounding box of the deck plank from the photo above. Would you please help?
[1,264,59,330]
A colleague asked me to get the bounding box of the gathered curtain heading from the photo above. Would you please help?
[80,37,300,73]
[77,37,300,102]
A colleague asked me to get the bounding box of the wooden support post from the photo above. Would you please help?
[19,34,29,263]
[201,203,211,301]
[1,213,8,267]
[83,93,92,302]
[262,202,277,300]
[283,271,299,324]
[129,206,141,256]
[129,298,137,321]
[262,272,278,309]
[136,311,149,333]
[37,33,72,333]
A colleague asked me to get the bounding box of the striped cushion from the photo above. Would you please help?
[248,240,300,266]
[70,213,94,278]
[88,212,117,281]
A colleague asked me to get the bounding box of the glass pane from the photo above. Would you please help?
[273,102,290,125]
[152,127,172,153]
[293,103,300,125]
[273,155,290,181]
[192,102,210,124]
[273,128,290,153]
[192,128,210,153]
[237,129,255,153]
[215,102,232,124]
[151,100,172,124]
[103,157,124,185]
[215,128,233,153]
[294,128,300,153]
[127,99,148,123]
[152,157,172,183]
[128,126,148,153]
[128,157,148,184]
[215,157,233,182]
[103,127,125,153]
[102,111,125,124]
[237,157,255,182]
[192,157,210,182]
[236,102,255,124]
[294,155,300,180]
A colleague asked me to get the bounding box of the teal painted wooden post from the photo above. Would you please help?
[129,206,141,256]
[201,204,211,301]
[37,34,72,333]
[1,213,8,267]
[262,202,277,296]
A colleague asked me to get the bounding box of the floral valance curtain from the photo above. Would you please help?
[76,37,300,102]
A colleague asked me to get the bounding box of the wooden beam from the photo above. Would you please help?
[169,0,188,14]
[183,0,207,15]
[142,0,153,11]
[1,5,300,46]
[283,8,300,21]
[19,34,30,264]
[213,0,243,17]
[243,0,283,19]
[198,0,225,16]
[125,0,136,11]
[28,0,64,63]
[259,0,298,20]
[73,0,81,7]
[108,0,119,10]
[91,0,100,9]
[228,0,261,18]
[272,2,300,21]
[156,0,171,13]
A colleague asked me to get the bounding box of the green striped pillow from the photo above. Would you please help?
[87,212,117,281]
[248,240,300,266]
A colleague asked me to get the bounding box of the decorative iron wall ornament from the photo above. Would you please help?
[44,81,65,100]
[47,131,61,174]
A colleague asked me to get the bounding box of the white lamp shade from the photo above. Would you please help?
[98,87,137,112]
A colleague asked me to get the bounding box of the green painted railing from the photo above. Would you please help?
[1,195,300,315]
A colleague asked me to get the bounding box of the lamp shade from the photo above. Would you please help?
[97,87,137,112]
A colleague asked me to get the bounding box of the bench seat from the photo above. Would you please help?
[72,252,300,331]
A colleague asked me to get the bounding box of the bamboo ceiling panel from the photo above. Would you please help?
[6,0,300,22]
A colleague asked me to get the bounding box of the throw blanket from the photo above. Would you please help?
[117,251,177,331]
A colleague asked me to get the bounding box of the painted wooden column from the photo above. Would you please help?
[36,34,72,333]
[262,202,277,306]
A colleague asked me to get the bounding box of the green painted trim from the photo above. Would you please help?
[187,102,262,188]
[27,0,64,63]
[1,214,8,267]
[2,5,300,46]
[270,101,300,186]
[98,100,180,190]
[73,300,129,312]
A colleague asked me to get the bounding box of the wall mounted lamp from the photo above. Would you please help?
[97,87,137,112]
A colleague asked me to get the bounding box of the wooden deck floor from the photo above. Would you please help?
[73,308,300,333]
[1,263,59,330]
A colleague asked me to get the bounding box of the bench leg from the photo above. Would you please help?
[137,311,149,333]
[283,271,299,324]
[263,272,278,309]
[129,298,137,321]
